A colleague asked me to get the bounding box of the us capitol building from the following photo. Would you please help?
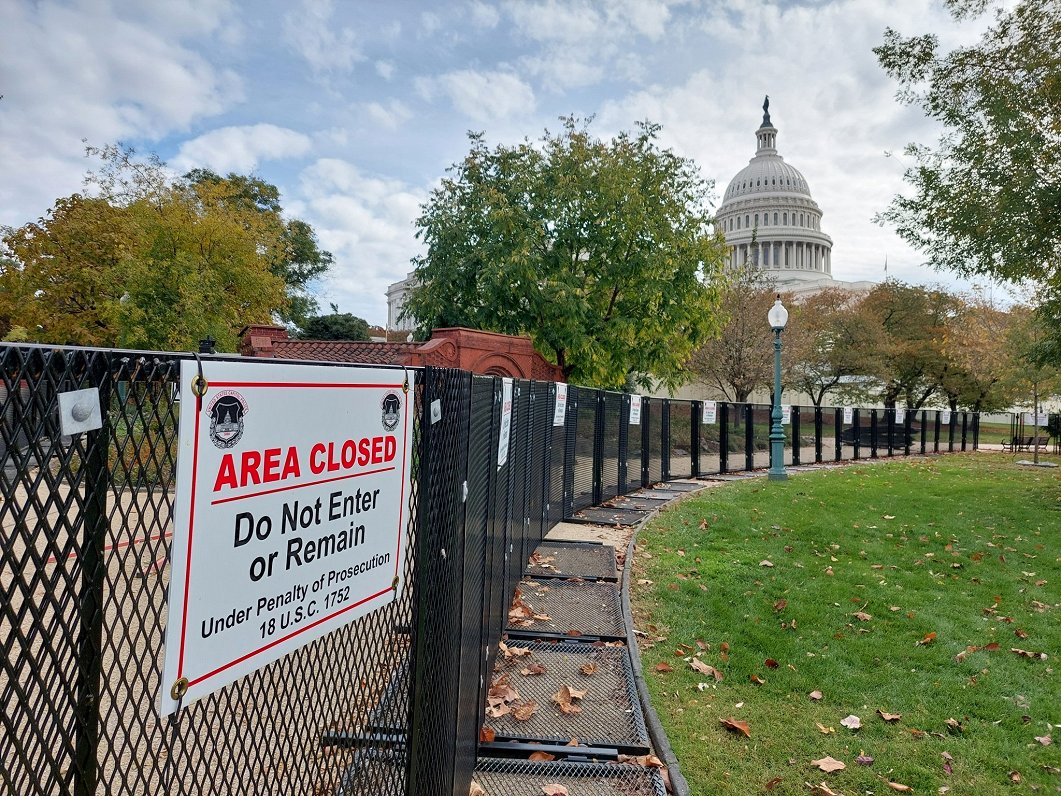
[715,97,873,295]
[386,98,872,330]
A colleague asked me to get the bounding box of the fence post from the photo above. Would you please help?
[641,398,650,488]
[744,404,754,472]
[719,403,729,474]
[662,401,670,483]
[834,408,842,461]
[870,410,878,458]
[592,391,604,505]
[961,412,968,451]
[814,406,823,464]
[886,409,895,457]
[853,408,861,460]
[691,401,701,477]
[618,394,629,492]
[904,410,912,456]
[791,406,801,466]
[74,355,110,796]
[934,412,941,453]
[973,413,980,450]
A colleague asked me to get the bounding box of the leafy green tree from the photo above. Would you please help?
[874,0,1061,361]
[299,305,370,340]
[0,145,331,351]
[784,287,879,407]
[402,117,728,389]
[688,265,777,403]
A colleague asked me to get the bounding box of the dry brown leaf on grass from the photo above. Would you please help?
[751,674,766,685]
[855,755,874,766]
[811,756,845,773]
[765,658,780,669]
[774,599,788,612]
[916,631,937,646]
[852,611,873,622]
[840,715,862,730]
[720,717,751,738]
[809,690,823,701]
[816,723,835,735]
[806,782,843,796]
[654,662,673,673]
[1011,648,1048,660]
[886,782,912,792]
[877,709,902,722]
[765,776,783,790]
[1035,735,1053,746]
[690,658,723,680]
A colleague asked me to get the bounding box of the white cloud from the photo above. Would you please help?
[0,0,241,226]
[417,69,536,123]
[282,0,361,74]
[171,124,313,174]
[361,100,413,131]
[293,159,427,325]
[376,60,396,80]
[467,0,501,29]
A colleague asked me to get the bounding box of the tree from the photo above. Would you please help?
[784,287,879,407]
[936,292,1016,412]
[0,145,332,351]
[402,117,728,389]
[852,281,960,409]
[688,265,777,403]
[874,0,1061,361]
[299,305,370,341]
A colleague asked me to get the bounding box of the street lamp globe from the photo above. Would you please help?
[768,296,788,330]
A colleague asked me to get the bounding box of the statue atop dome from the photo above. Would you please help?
[762,95,771,127]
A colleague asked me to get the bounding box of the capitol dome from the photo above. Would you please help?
[716,99,834,285]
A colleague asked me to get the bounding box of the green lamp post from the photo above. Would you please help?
[768,294,788,481]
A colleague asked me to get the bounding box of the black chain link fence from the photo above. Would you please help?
[1,343,981,795]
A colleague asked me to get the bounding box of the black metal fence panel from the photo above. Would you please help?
[0,341,983,796]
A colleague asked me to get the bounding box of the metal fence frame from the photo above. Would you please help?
[1,343,982,795]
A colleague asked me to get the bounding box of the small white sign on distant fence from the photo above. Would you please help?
[940,410,952,425]
[498,379,513,468]
[781,405,791,425]
[629,395,642,425]
[701,400,717,424]
[895,408,906,425]
[552,383,567,427]
[843,407,853,425]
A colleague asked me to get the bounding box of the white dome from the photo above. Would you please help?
[715,99,834,286]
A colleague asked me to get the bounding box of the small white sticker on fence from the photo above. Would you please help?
[782,405,791,425]
[895,408,906,425]
[701,400,717,424]
[629,395,642,425]
[497,378,513,468]
[843,406,853,424]
[161,360,415,717]
[940,410,952,425]
[553,383,567,427]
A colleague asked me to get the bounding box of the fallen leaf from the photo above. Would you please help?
[579,662,597,676]
[816,723,835,735]
[1011,648,1048,660]
[720,717,751,738]
[841,715,862,730]
[1009,771,1021,783]
[887,782,912,792]
[916,632,937,646]
[551,686,586,715]
[479,727,496,743]
[541,786,568,796]
[774,599,788,612]
[944,718,962,732]
[809,690,823,701]
[1035,735,1052,746]
[807,782,843,796]
[521,663,547,676]
[690,658,723,680]
[654,662,673,673]
[619,753,665,768]
[811,756,845,773]
[878,710,902,723]
[761,560,774,567]
[721,642,730,653]
[512,701,538,721]
[855,754,874,766]
[528,751,555,761]
[1015,628,1029,639]
[852,611,873,622]
[765,658,780,669]
[765,776,783,790]
[470,781,486,796]
[751,674,766,685]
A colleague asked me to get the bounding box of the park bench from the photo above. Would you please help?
[1003,435,1050,452]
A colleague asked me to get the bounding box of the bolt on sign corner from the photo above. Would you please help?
[160,360,416,716]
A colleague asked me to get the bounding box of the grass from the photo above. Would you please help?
[631,453,1060,795]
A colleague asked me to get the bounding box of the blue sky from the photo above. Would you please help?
[0,0,993,327]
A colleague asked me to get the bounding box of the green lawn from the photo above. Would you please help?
[632,453,1060,795]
